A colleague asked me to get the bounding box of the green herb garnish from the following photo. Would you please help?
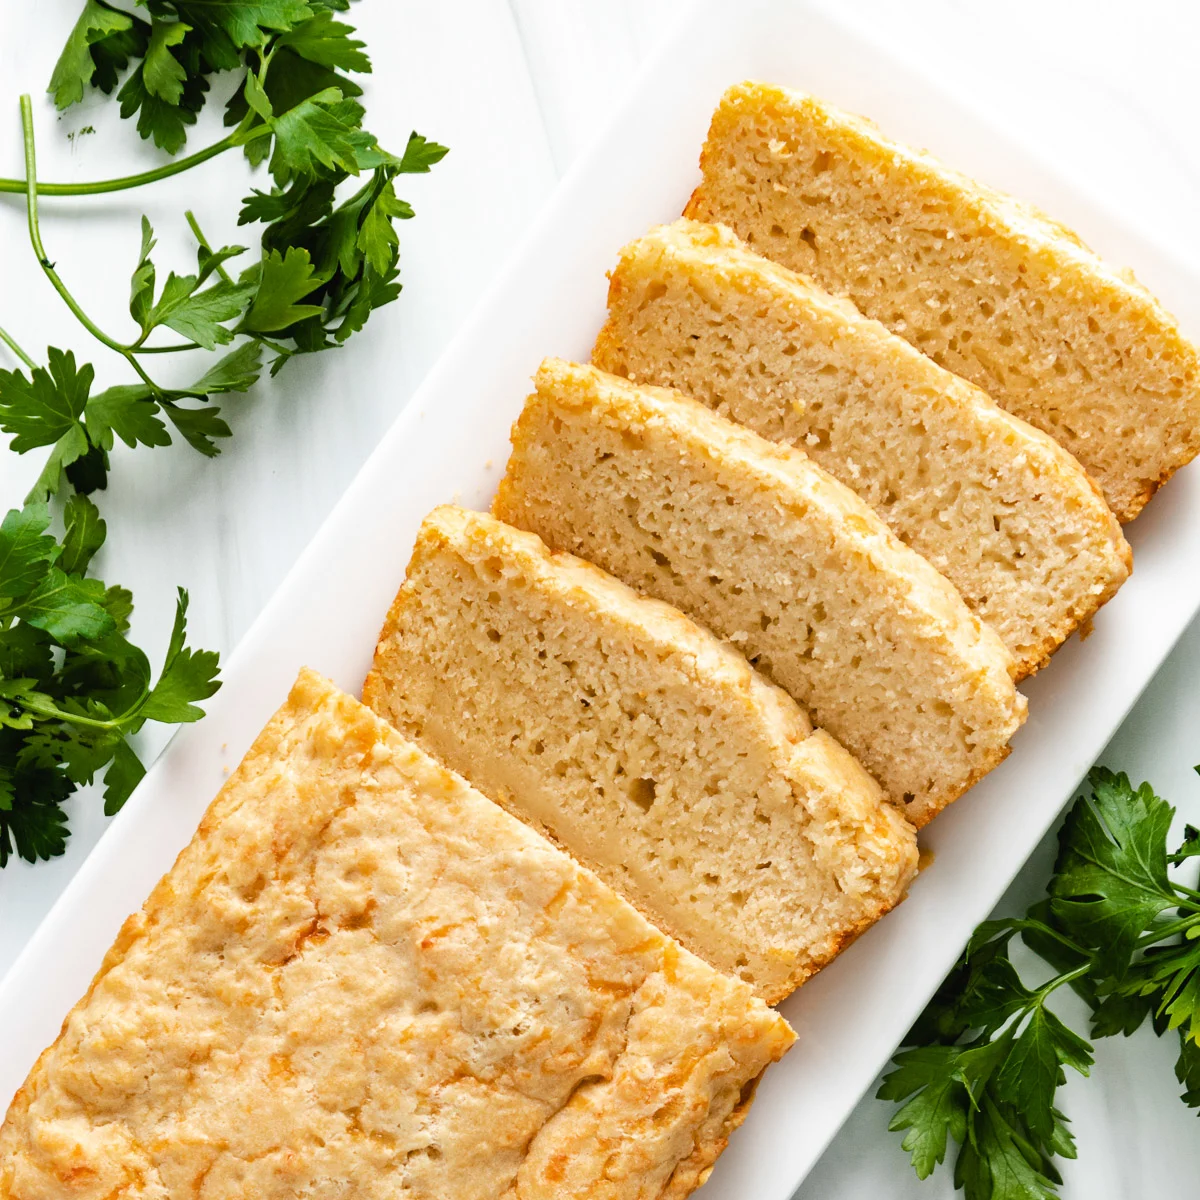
[881,767,1200,1198]
[0,496,218,864]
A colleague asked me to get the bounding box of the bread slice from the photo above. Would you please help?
[683,82,1200,522]
[364,506,918,1003]
[0,669,795,1200]
[593,219,1132,677]
[495,358,1026,826]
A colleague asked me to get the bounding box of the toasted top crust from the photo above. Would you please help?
[496,358,1025,825]
[0,670,793,1200]
[594,219,1131,676]
[685,82,1200,521]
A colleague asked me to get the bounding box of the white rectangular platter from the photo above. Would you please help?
[4,2,1200,1197]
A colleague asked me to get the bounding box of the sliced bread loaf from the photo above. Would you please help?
[592,219,1132,678]
[364,505,918,1003]
[683,82,1200,522]
[494,358,1026,826]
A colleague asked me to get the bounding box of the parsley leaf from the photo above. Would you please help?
[188,340,263,393]
[0,502,59,602]
[1170,822,1200,866]
[0,347,92,455]
[149,273,256,349]
[397,131,451,175]
[246,78,364,183]
[129,216,159,329]
[1176,1029,1200,1106]
[354,175,414,275]
[880,915,1091,1200]
[85,384,172,452]
[240,246,326,331]
[141,18,191,106]
[99,3,316,153]
[129,217,255,348]
[139,589,220,723]
[0,766,71,867]
[102,737,145,816]
[0,623,54,682]
[1051,769,1177,976]
[878,1045,968,1179]
[993,1006,1091,1144]
[60,493,106,576]
[276,10,369,73]
[197,239,250,285]
[161,403,232,457]
[18,568,114,644]
[117,42,209,156]
[177,0,313,55]
[49,0,145,110]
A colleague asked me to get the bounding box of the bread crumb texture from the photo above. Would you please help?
[496,358,1026,825]
[684,82,1200,522]
[594,218,1131,677]
[364,507,917,1003]
[0,669,794,1200]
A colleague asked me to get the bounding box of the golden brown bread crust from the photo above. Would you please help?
[684,83,1200,523]
[0,670,793,1199]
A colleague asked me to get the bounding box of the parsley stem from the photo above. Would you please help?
[132,341,203,355]
[185,211,235,285]
[1035,961,1092,999]
[1138,912,1200,946]
[20,96,168,398]
[22,96,127,359]
[0,322,36,370]
[0,127,272,197]
[125,353,163,392]
[19,693,146,732]
[1021,918,1091,958]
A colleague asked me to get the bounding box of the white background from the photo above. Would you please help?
[2,1,1200,1195]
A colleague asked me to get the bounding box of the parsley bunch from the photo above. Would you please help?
[1,1,447,492]
[0,497,218,865]
[881,768,1200,1199]
[0,2,445,865]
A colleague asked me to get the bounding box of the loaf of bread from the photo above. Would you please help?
[593,219,1131,677]
[364,506,918,1003]
[495,358,1026,826]
[683,82,1200,522]
[0,669,794,1200]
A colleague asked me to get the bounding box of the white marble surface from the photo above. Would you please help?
[2,0,1199,1195]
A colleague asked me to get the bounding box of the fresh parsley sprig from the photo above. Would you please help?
[0,496,219,866]
[0,2,445,866]
[880,919,1093,1198]
[0,2,447,498]
[881,768,1200,1199]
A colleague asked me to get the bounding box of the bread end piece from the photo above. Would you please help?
[1,668,794,1200]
